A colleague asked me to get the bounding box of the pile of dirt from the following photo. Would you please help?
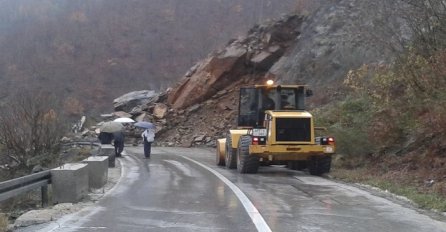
[157,76,260,147]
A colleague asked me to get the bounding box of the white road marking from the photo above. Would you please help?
[181,156,272,232]
[58,226,107,229]
[164,159,193,177]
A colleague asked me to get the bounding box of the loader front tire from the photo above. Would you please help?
[237,135,259,174]
[225,135,237,169]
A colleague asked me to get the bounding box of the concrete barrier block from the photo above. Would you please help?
[98,144,115,167]
[82,156,108,189]
[51,163,88,203]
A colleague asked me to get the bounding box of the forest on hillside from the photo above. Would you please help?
[0,0,313,115]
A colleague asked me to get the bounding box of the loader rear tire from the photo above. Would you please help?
[225,135,237,169]
[237,135,259,174]
[321,156,332,173]
[308,156,331,176]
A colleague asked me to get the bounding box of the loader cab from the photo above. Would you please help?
[238,84,310,127]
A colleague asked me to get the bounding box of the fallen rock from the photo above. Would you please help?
[13,209,55,228]
[193,135,206,142]
[113,111,132,118]
[100,113,114,119]
[113,90,158,112]
[153,103,168,119]
[187,104,201,113]
[167,44,247,109]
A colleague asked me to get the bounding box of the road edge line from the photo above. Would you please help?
[181,156,272,232]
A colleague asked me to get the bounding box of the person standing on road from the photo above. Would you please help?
[142,127,155,158]
[113,131,125,157]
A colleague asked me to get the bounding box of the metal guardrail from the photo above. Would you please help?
[0,141,102,207]
[63,141,102,148]
[0,170,51,207]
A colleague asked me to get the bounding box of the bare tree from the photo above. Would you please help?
[0,91,66,176]
[402,0,446,56]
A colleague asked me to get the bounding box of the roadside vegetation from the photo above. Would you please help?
[0,90,95,227]
[0,91,69,227]
[0,91,66,179]
[315,0,446,212]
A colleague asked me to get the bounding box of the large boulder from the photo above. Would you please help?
[113,90,158,112]
[250,45,284,71]
[167,44,247,109]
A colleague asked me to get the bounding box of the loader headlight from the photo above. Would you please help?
[266,80,274,86]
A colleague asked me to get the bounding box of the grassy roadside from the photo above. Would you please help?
[330,167,446,212]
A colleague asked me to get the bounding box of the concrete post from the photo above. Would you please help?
[82,156,109,189]
[99,144,115,167]
[51,163,88,203]
[41,185,48,207]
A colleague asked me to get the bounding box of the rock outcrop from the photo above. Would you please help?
[113,90,158,112]
[167,15,303,110]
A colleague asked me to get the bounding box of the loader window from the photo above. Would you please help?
[238,88,259,127]
[261,88,277,110]
[279,88,296,109]
[278,87,305,110]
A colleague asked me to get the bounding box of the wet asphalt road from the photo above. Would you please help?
[33,146,446,232]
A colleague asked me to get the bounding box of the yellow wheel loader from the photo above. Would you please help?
[216,80,335,175]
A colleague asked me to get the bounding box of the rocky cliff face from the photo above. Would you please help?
[167,0,409,110]
[277,0,408,104]
[167,15,303,110]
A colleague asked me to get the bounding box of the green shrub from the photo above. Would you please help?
[316,48,446,163]
[314,95,377,161]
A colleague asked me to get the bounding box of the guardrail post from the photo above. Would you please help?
[99,144,115,167]
[82,156,108,189]
[41,185,49,207]
[51,163,89,203]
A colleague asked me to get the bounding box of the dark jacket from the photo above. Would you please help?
[113,132,124,144]
[98,132,113,144]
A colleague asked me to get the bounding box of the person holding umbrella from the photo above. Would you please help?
[136,121,155,159]
[111,118,133,157]
[98,121,123,144]
[113,131,125,157]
